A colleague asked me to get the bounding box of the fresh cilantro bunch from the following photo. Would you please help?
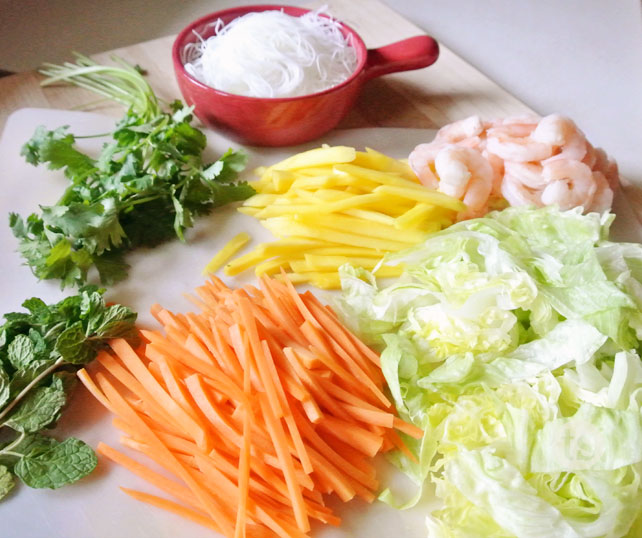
[0,286,138,500]
[10,54,253,289]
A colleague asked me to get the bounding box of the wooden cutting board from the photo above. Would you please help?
[0,0,534,132]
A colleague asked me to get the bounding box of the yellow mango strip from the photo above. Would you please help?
[333,164,415,188]
[374,185,466,211]
[237,207,261,217]
[211,145,461,289]
[298,214,426,245]
[243,193,281,207]
[224,250,272,276]
[302,255,385,272]
[394,203,456,230]
[269,146,357,171]
[262,219,411,252]
[204,232,251,275]
[255,258,293,276]
[342,209,398,226]
[304,246,384,258]
[289,175,334,191]
[271,170,298,191]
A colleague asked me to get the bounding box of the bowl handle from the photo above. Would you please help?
[363,35,440,81]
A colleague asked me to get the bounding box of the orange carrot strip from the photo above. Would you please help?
[77,366,115,413]
[258,394,309,532]
[302,292,382,378]
[324,304,382,367]
[120,488,222,534]
[98,442,201,509]
[279,268,322,329]
[235,348,252,538]
[238,297,284,419]
[299,320,390,407]
[194,454,305,538]
[94,372,235,537]
[316,416,383,458]
[289,405,378,490]
[393,416,424,439]
[109,339,211,452]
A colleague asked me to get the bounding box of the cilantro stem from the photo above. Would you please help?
[0,358,64,425]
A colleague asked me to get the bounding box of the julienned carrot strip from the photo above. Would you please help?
[302,292,382,376]
[299,320,390,408]
[393,416,424,439]
[228,324,264,392]
[114,415,304,513]
[324,304,382,367]
[258,394,310,532]
[238,297,284,421]
[289,405,377,490]
[80,274,424,537]
[279,268,322,330]
[316,416,383,458]
[77,367,115,413]
[98,442,201,510]
[109,339,211,452]
[120,488,222,534]
[94,372,236,537]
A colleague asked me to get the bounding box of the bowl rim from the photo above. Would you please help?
[171,4,369,103]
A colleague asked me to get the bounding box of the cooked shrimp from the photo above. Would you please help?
[582,141,597,169]
[435,115,486,144]
[604,157,620,190]
[483,149,505,195]
[486,127,553,162]
[501,172,542,207]
[587,171,614,213]
[540,160,596,210]
[408,142,443,189]
[434,146,493,211]
[503,162,547,189]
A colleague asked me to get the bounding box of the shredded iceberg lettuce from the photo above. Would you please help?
[337,206,642,538]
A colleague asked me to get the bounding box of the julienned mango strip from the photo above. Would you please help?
[77,274,422,538]
[205,146,460,288]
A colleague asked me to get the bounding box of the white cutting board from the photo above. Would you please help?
[0,108,450,538]
[1,109,640,538]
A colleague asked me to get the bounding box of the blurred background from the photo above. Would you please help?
[1,0,641,180]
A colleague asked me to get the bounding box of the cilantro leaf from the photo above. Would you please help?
[20,126,96,180]
[11,60,253,289]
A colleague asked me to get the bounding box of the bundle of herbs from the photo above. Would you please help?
[10,54,253,289]
[0,287,137,500]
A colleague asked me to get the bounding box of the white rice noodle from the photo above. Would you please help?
[182,8,359,98]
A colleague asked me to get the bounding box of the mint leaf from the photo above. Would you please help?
[0,368,9,409]
[88,304,138,340]
[7,334,35,371]
[54,322,93,365]
[4,381,67,433]
[14,437,97,489]
[0,465,14,500]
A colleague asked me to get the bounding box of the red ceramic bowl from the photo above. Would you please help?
[172,5,439,147]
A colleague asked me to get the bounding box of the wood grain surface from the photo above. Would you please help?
[0,0,534,132]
